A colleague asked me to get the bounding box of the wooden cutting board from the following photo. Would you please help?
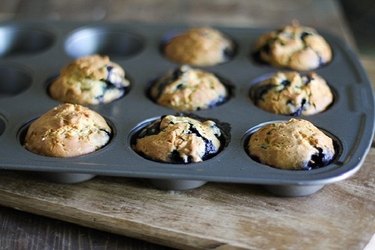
[1,0,374,249]
[0,149,374,249]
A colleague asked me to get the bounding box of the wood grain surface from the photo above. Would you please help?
[0,206,170,250]
[0,0,374,249]
[0,149,374,249]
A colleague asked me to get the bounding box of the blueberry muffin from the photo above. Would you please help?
[49,55,130,105]
[133,115,223,163]
[164,27,235,66]
[248,119,335,170]
[250,71,333,116]
[149,65,228,111]
[254,22,332,70]
[24,103,111,157]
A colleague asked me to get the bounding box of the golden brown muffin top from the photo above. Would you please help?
[49,55,130,105]
[150,65,228,111]
[255,22,332,70]
[248,119,335,170]
[134,115,222,163]
[251,71,333,116]
[164,27,234,66]
[24,103,111,157]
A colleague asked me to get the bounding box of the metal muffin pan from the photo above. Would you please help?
[0,21,374,196]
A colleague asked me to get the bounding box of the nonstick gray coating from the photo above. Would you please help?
[0,21,373,196]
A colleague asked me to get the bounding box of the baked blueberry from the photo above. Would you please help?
[133,115,223,163]
[250,71,333,116]
[254,22,332,70]
[247,119,335,170]
[149,65,228,111]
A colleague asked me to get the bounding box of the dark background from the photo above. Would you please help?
[340,0,375,55]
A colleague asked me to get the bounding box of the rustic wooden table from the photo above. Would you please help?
[0,0,374,249]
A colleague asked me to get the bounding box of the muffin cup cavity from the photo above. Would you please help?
[0,65,32,98]
[243,120,342,171]
[0,26,54,57]
[65,28,145,59]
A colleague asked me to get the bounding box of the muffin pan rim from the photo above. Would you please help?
[0,23,56,57]
[0,21,373,191]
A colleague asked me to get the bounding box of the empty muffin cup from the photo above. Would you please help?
[0,25,54,57]
[0,65,32,98]
[65,27,144,58]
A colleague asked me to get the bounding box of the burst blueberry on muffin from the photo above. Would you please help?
[24,103,111,157]
[254,22,332,70]
[248,119,335,170]
[49,55,130,105]
[250,71,333,116]
[164,27,235,66]
[149,65,228,111]
[133,115,224,163]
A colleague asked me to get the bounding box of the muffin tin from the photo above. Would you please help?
[0,21,374,196]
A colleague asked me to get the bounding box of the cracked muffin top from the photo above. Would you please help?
[24,103,111,157]
[164,27,235,66]
[247,118,335,170]
[149,65,228,111]
[133,115,223,163]
[254,22,332,70]
[250,71,333,116]
[49,55,130,105]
